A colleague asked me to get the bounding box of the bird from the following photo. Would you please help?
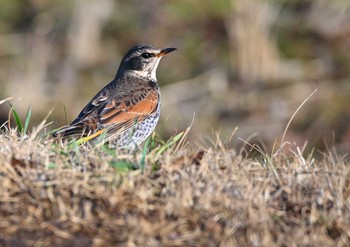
[53,44,177,150]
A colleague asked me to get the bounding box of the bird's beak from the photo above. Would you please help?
[157,47,177,57]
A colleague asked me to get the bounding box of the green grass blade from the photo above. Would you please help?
[95,129,108,145]
[110,160,134,172]
[140,137,151,173]
[9,104,23,134]
[101,144,116,155]
[23,106,32,134]
[155,131,184,156]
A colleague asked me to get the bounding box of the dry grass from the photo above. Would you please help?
[0,120,349,247]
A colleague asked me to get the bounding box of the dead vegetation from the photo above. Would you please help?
[1,0,350,152]
[0,124,349,247]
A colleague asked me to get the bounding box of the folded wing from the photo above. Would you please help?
[53,86,159,140]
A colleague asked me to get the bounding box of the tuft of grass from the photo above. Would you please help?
[9,104,23,133]
[158,132,184,155]
[8,104,32,136]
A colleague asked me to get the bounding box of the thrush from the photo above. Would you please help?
[53,44,176,149]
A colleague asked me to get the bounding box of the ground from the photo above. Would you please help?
[0,127,349,247]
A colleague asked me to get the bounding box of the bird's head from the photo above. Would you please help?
[117,45,177,80]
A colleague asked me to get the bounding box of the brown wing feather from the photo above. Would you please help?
[92,89,158,140]
[71,87,110,125]
[60,81,159,141]
[100,89,159,126]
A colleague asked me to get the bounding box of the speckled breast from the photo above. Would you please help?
[110,94,161,150]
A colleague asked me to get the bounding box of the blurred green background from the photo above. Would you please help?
[0,0,350,153]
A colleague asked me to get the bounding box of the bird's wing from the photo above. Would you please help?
[99,88,159,136]
[71,88,110,125]
[54,84,159,139]
[53,89,110,138]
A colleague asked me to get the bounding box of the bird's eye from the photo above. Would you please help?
[141,53,154,59]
